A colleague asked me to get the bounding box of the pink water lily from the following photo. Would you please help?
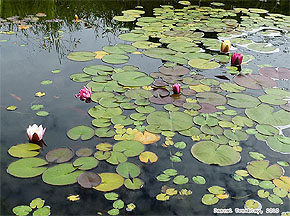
[220,40,231,53]
[27,124,46,142]
[231,53,243,66]
[172,83,181,94]
[75,86,92,103]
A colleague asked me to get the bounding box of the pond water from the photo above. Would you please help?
[1,0,290,215]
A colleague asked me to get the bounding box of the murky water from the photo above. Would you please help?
[1,0,290,215]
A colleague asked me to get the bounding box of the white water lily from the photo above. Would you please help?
[26,124,46,142]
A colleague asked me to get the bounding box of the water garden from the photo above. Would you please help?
[1,0,290,215]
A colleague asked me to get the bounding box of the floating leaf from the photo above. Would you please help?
[267,135,290,153]
[102,54,129,64]
[73,157,99,170]
[247,160,284,181]
[51,69,61,74]
[191,141,241,166]
[106,152,127,165]
[7,158,48,178]
[113,199,125,209]
[36,111,49,117]
[247,178,260,186]
[112,71,153,87]
[259,180,275,189]
[124,178,143,189]
[76,148,93,157]
[46,147,74,163]
[156,193,170,201]
[12,205,32,216]
[113,140,144,157]
[104,192,119,200]
[77,171,101,188]
[67,51,95,61]
[116,162,140,178]
[201,194,219,205]
[173,175,189,185]
[30,198,44,209]
[133,131,160,144]
[208,186,226,195]
[93,173,124,192]
[273,176,290,191]
[188,59,219,70]
[227,93,261,108]
[192,176,206,184]
[257,189,270,198]
[139,151,158,163]
[94,151,111,160]
[40,80,53,85]
[31,105,44,110]
[8,143,41,158]
[67,126,95,140]
[268,194,283,205]
[6,105,17,111]
[42,163,83,185]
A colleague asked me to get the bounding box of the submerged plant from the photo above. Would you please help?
[26,124,46,143]
[75,86,92,103]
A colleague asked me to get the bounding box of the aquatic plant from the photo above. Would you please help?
[26,124,46,142]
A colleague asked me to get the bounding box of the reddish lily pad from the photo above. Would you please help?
[258,67,290,80]
[158,65,190,76]
[77,171,102,188]
[149,95,173,105]
[233,74,277,89]
[196,92,227,106]
[46,148,74,163]
[198,103,217,113]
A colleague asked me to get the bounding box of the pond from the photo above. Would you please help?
[1,0,290,215]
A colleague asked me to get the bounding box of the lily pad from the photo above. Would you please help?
[46,147,74,163]
[7,158,48,178]
[93,173,124,192]
[192,176,206,184]
[191,141,241,166]
[73,157,99,170]
[188,59,220,70]
[8,143,41,158]
[12,205,32,216]
[124,178,144,190]
[106,152,127,165]
[42,163,83,185]
[116,162,140,178]
[67,51,95,61]
[77,171,101,188]
[247,160,284,180]
[113,140,144,157]
[67,126,95,140]
[173,175,189,185]
[226,93,260,108]
[267,135,290,154]
[102,54,129,64]
[201,194,219,205]
[196,92,227,106]
[147,111,193,131]
[234,74,277,89]
[112,71,153,87]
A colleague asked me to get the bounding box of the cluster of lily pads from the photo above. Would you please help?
[6,1,290,215]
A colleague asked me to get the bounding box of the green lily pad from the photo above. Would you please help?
[95,127,116,138]
[201,194,219,205]
[113,140,144,157]
[73,157,99,170]
[93,173,124,192]
[136,106,156,114]
[191,141,241,166]
[256,124,279,136]
[108,209,119,216]
[7,158,48,178]
[106,152,127,165]
[245,104,290,126]
[124,178,143,190]
[8,143,41,158]
[247,43,278,53]
[156,174,171,182]
[247,178,260,186]
[147,111,194,132]
[188,59,220,70]
[247,160,284,180]
[163,169,178,176]
[111,115,134,126]
[70,73,91,82]
[196,92,227,106]
[12,205,32,216]
[116,162,140,178]
[30,198,44,209]
[208,186,225,194]
[36,111,49,117]
[259,180,275,189]
[32,206,50,216]
[67,51,95,61]
[220,83,245,93]
[268,194,283,205]
[42,163,83,185]
[46,147,74,163]
[223,129,248,141]
[113,15,136,22]
[113,199,125,209]
[83,65,114,75]
[31,104,44,110]
[118,32,149,41]
[226,93,260,108]
[125,89,152,99]
[67,126,95,140]
[174,141,187,149]
[112,71,153,87]
[257,189,270,198]
[173,175,189,185]
[249,152,266,160]
[104,192,119,200]
[192,176,206,184]
[267,135,290,153]
[88,106,122,119]
[94,151,111,160]
[102,54,129,64]
[40,80,52,85]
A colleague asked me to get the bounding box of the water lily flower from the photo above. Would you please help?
[172,83,181,94]
[27,124,46,142]
[220,40,231,53]
[231,53,243,66]
[75,86,92,103]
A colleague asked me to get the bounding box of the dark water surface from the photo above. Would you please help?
[1,0,290,215]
